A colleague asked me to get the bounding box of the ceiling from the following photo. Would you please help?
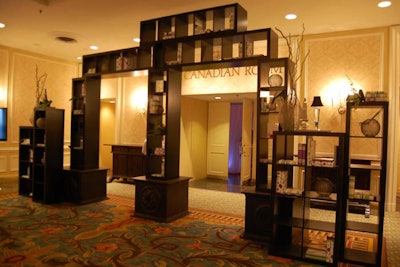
[0,0,399,63]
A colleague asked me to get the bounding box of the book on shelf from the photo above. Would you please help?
[312,157,335,167]
[298,143,306,165]
[307,136,316,165]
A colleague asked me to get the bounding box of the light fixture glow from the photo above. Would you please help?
[133,37,140,43]
[0,23,5,28]
[378,1,391,8]
[260,91,270,98]
[89,45,99,50]
[77,56,82,60]
[285,14,297,20]
[215,96,222,100]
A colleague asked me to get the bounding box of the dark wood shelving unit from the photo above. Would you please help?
[241,57,290,243]
[82,47,152,76]
[134,66,190,222]
[18,108,65,204]
[67,4,391,265]
[18,126,34,197]
[340,101,388,267]
[158,28,278,68]
[139,3,247,44]
[64,74,107,204]
[256,57,290,192]
[269,131,347,266]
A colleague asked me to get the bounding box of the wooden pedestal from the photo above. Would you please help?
[242,188,272,243]
[134,176,190,222]
[64,168,108,204]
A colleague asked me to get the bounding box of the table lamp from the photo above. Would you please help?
[311,96,323,131]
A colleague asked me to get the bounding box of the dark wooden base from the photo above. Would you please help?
[134,176,190,222]
[242,188,272,243]
[64,168,108,204]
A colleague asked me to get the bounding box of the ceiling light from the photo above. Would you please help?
[215,96,222,100]
[378,1,391,8]
[55,36,77,43]
[90,45,99,50]
[133,37,140,43]
[0,23,5,28]
[285,14,297,20]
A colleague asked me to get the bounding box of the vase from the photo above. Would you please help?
[315,177,334,198]
[278,102,295,131]
[36,117,46,129]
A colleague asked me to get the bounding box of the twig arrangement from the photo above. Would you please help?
[35,65,52,107]
[275,24,310,104]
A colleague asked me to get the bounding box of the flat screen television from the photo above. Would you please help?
[0,108,7,141]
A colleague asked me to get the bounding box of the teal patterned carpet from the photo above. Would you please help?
[0,194,322,267]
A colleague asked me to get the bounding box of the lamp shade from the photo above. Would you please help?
[311,96,323,107]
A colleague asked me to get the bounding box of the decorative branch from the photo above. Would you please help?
[35,64,47,107]
[35,64,52,108]
[275,24,310,103]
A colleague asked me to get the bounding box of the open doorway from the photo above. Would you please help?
[228,103,242,185]
[206,99,253,186]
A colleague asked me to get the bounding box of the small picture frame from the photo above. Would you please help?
[155,80,164,93]
[87,68,96,74]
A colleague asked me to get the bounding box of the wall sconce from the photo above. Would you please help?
[131,88,148,115]
[311,96,323,131]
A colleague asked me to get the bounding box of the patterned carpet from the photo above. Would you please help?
[0,193,321,267]
[1,182,397,266]
[106,194,245,226]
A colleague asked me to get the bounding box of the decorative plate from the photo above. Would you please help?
[268,74,283,87]
[360,118,380,137]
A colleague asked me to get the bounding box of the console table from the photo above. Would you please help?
[106,144,146,182]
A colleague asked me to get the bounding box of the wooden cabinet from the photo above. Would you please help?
[63,168,108,205]
[242,189,272,242]
[18,108,65,204]
[340,101,388,266]
[269,131,347,266]
[109,145,146,181]
[65,74,107,204]
[134,176,190,222]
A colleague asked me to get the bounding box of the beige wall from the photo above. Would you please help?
[304,28,387,134]
[0,45,78,177]
[99,101,115,177]
[118,76,147,145]
[180,96,208,179]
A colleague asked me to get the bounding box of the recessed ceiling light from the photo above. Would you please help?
[378,1,391,8]
[133,37,140,43]
[90,45,99,50]
[285,14,297,20]
[0,23,5,28]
